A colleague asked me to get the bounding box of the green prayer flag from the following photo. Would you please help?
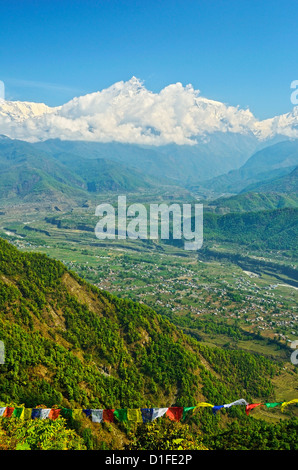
[264,402,283,408]
[182,406,196,420]
[12,407,24,419]
[61,408,73,419]
[114,409,128,422]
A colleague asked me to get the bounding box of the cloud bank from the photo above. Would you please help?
[0,77,297,145]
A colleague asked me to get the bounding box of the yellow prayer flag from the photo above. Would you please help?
[23,408,32,420]
[281,399,298,412]
[196,402,214,408]
[72,409,83,420]
[127,409,143,422]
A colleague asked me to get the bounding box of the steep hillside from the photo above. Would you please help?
[1,238,297,449]
[0,237,281,411]
[195,139,298,194]
[48,152,158,192]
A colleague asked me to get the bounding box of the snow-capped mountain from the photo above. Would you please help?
[0,77,297,145]
[0,100,57,122]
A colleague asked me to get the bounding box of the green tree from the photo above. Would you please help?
[125,418,207,450]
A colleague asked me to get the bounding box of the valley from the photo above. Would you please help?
[1,198,297,366]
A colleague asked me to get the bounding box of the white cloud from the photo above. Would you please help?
[0,77,297,144]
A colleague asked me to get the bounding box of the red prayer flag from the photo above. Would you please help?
[166,407,183,422]
[103,409,115,422]
[245,403,262,416]
[49,409,61,420]
[3,407,14,417]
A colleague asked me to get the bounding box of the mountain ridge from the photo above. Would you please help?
[194,139,298,195]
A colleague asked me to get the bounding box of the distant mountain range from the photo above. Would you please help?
[1,78,298,146]
[0,77,298,202]
[0,136,157,204]
[0,133,297,209]
[241,165,298,195]
[33,132,263,184]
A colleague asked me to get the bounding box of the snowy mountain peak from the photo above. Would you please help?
[0,100,58,122]
[0,78,297,145]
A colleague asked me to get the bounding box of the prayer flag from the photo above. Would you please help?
[24,408,32,420]
[31,409,41,419]
[91,409,103,423]
[264,402,283,408]
[83,409,91,418]
[127,409,143,422]
[49,409,60,420]
[281,399,298,412]
[40,409,51,419]
[182,406,196,420]
[103,409,115,422]
[212,405,224,415]
[196,402,214,408]
[223,399,248,408]
[12,407,24,419]
[166,407,183,422]
[245,403,262,416]
[152,408,168,421]
[114,409,128,422]
[61,408,73,419]
[4,407,14,417]
[72,409,83,420]
[0,407,6,417]
[141,408,153,423]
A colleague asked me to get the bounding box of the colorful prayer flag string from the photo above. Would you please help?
[0,398,296,423]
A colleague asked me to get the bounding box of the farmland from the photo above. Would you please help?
[1,201,297,368]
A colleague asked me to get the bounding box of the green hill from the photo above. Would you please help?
[203,207,298,253]
[207,191,298,214]
[0,137,156,205]
[195,139,298,195]
[241,166,298,195]
[203,165,298,213]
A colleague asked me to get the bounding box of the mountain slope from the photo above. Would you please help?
[203,207,298,254]
[206,191,298,213]
[47,151,158,192]
[0,237,280,413]
[33,133,261,184]
[203,164,298,213]
[241,165,298,194]
[196,139,298,194]
[0,137,156,204]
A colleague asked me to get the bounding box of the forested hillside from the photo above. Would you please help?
[203,207,298,253]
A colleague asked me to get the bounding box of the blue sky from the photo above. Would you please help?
[0,0,297,119]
